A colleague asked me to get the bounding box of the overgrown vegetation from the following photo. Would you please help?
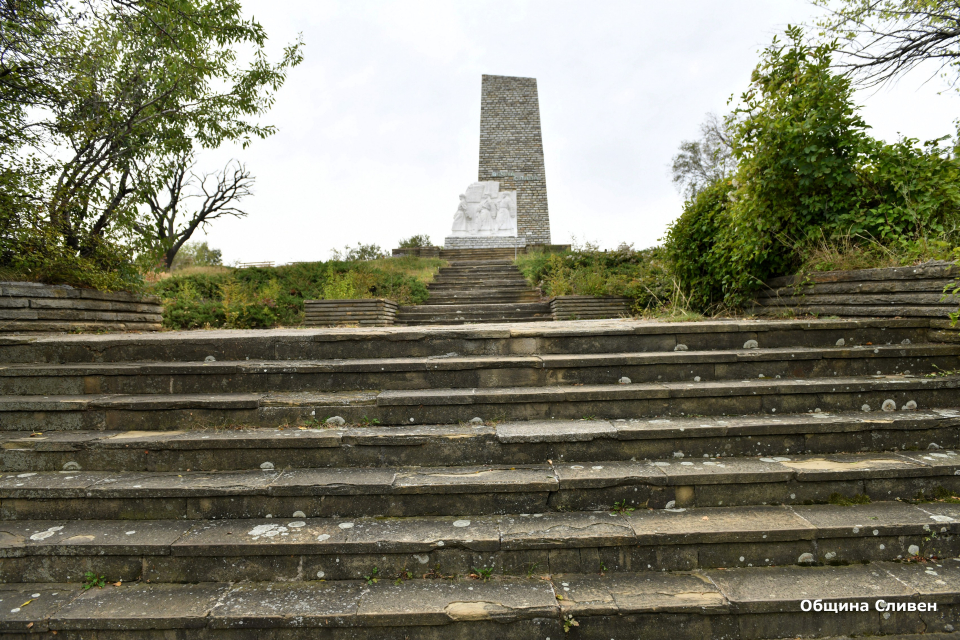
[516,243,700,319]
[522,26,959,318]
[153,256,442,329]
[663,26,960,313]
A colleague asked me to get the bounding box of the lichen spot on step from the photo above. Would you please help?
[444,601,513,621]
[779,458,909,471]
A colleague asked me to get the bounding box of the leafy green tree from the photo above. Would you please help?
[330,243,388,261]
[0,0,302,287]
[670,112,737,200]
[397,234,432,248]
[46,0,302,256]
[815,0,960,88]
[664,25,960,311]
[170,241,224,270]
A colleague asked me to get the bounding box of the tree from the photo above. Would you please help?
[665,26,871,309]
[0,0,302,287]
[397,234,432,248]
[330,243,388,261]
[170,241,222,270]
[815,0,960,88]
[46,0,301,257]
[140,154,254,269]
[670,112,737,199]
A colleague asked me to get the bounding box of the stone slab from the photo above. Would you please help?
[356,577,557,626]
[500,511,635,549]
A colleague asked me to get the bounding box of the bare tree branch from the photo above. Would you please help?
[817,0,960,88]
[136,154,253,268]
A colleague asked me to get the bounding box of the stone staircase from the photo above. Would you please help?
[0,317,959,637]
[396,257,551,325]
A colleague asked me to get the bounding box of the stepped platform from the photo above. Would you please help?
[396,258,548,325]
[0,316,959,638]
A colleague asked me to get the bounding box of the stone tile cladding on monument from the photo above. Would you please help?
[479,74,551,245]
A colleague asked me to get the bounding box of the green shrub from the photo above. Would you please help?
[153,257,441,329]
[397,234,432,248]
[517,245,674,312]
[0,223,144,293]
[662,26,960,312]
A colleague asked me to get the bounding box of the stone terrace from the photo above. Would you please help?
[0,316,958,638]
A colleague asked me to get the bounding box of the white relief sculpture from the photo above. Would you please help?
[447,181,517,237]
[452,194,469,232]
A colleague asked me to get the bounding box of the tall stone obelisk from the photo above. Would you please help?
[478,75,551,246]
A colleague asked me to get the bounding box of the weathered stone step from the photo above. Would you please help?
[1,344,956,396]
[397,303,551,312]
[372,375,960,423]
[395,304,553,325]
[423,295,544,304]
[5,410,958,472]
[2,502,956,584]
[427,283,533,290]
[3,374,959,430]
[2,449,958,520]
[0,318,931,364]
[3,562,958,637]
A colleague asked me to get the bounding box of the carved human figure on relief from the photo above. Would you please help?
[478,195,497,232]
[452,194,469,232]
[496,193,515,231]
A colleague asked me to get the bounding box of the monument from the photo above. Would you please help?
[444,74,551,249]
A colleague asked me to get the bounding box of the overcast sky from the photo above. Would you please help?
[195,0,959,264]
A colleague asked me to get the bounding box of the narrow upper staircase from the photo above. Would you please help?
[0,317,959,638]
[396,250,550,325]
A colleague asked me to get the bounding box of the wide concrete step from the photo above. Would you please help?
[425,290,542,299]
[0,318,932,364]
[2,562,958,638]
[427,282,533,289]
[3,375,959,429]
[422,297,545,306]
[395,303,553,325]
[2,502,957,584]
[428,280,532,287]
[1,344,958,396]
[440,251,518,261]
[5,409,958,472]
[2,449,958,520]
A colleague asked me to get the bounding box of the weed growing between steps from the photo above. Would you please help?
[153,256,444,329]
[912,485,960,504]
[828,492,872,506]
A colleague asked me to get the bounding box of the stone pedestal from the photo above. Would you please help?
[443,236,526,249]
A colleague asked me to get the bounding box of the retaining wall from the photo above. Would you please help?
[750,261,960,319]
[0,281,162,333]
[303,299,398,327]
[550,295,632,320]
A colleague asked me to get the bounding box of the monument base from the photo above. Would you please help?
[443,236,526,250]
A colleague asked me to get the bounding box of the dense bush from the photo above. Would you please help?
[517,245,674,312]
[153,257,442,329]
[663,27,960,312]
[397,235,432,248]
